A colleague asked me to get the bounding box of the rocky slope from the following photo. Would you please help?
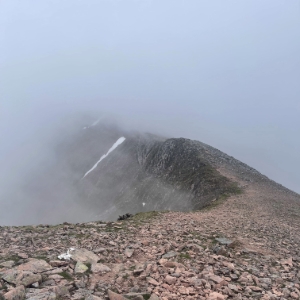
[1,177,300,299]
[1,119,300,299]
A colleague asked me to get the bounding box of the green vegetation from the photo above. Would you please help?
[131,211,163,223]
[179,252,191,260]
[201,184,243,212]
[58,271,73,281]
[85,262,92,274]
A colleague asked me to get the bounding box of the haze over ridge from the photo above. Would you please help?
[0,0,299,225]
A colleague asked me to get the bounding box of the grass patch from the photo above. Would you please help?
[131,211,164,223]
[179,252,191,260]
[85,262,92,274]
[58,271,73,281]
[33,255,49,261]
[75,234,87,239]
[202,193,231,211]
[1,255,20,263]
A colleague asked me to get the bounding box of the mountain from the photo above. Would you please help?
[1,118,300,300]
[2,117,297,226]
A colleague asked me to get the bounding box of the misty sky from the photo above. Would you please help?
[0,0,300,193]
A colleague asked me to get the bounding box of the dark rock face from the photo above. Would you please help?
[78,130,239,221]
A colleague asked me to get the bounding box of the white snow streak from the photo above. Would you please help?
[91,119,101,127]
[83,137,126,178]
[83,118,102,130]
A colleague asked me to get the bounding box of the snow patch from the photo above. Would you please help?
[142,203,146,207]
[91,119,101,127]
[58,247,75,260]
[83,137,126,178]
[82,118,101,130]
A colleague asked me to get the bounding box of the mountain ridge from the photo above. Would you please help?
[0,120,298,226]
[0,120,300,299]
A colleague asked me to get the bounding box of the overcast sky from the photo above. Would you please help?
[0,0,299,193]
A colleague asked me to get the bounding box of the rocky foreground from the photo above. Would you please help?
[1,183,300,300]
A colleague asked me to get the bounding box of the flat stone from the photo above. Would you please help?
[215,238,232,245]
[164,261,177,268]
[70,248,99,263]
[209,275,225,284]
[162,251,178,259]
[107,289,127,300]
[91,263,111,273]
[94,248,106,254]
[165,275,177,285]
[208,292,225,300]
[17,259,52,273]
[146,277,159,286]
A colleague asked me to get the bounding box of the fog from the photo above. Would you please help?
[0,1,299,225]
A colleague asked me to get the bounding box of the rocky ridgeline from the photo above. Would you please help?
[0,206,300,300]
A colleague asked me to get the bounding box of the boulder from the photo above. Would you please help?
[70,248,99,264]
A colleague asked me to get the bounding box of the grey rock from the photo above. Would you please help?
[124,248,134,258]
[215,238,233,245]
[91,263,111,273]
[162,251,178,259]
